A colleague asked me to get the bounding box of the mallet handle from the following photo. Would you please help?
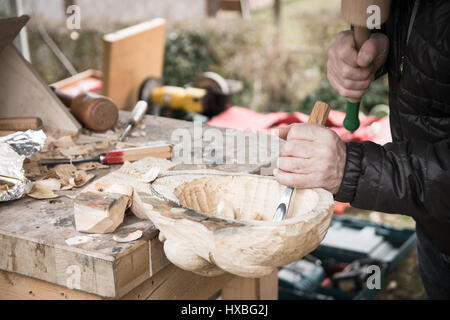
[343,27,371,132]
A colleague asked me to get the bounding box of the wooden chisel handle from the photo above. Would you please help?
[308,101,331,125]
[0,117,43,131]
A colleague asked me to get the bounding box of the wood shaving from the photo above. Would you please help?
[28,178,61,199]
[113,230,143,243]
[54,164,95,190]
[77,162,109,171]
[23,161,50,179]
[59,145,93,158]
[140,167,159,183]
[115,141,142,149]
[53,136,76,149]
[0,184,11,191]
[93,141,113,150]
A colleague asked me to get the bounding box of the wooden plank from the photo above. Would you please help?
[0,269,102,300]
[121,264,234,300]
[221,270,278,300]
[258,270,279,300]
[0,45,80,133]
[0,264,249,301]
[0,15,29,54]
[102,19,166,110]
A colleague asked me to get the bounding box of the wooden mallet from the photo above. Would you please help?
[341,0,391,132]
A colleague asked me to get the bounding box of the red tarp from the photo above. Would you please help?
[207,106,392,214]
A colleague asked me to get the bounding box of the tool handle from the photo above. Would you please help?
[51,87,74,107]
[102,144,172,164]
[129,100,148,124]
[343,26,371,132]
[0,117,43,131]
[308,101,331,125]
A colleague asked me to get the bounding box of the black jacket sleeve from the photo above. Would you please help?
[334,139,450,224]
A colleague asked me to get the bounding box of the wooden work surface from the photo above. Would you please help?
[0,114,280,299]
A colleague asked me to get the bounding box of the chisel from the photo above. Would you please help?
[341,0,391,132]
[38,144,172,166]
[119,100,148,141]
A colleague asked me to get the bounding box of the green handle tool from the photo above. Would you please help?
[343,100,361,132]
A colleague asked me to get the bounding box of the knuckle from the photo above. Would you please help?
[338,87,349,98]
[341,65,352,78]
[342,78,353,89]
[288,125,302,139]
[362,68,372,79]
[281,143,291,155]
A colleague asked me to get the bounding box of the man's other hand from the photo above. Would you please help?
[274,124,346,195]
[327,31,389,101]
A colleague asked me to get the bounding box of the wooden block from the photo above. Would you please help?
[102,19,166,110]
[73,191,131,234]
[0,45,81,133]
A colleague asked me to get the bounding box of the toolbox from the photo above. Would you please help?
[278,215,417,300]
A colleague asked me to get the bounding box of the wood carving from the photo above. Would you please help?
[74,158,334,277]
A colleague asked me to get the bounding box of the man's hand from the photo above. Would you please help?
[274,124,346,195]
[327,31,389,101]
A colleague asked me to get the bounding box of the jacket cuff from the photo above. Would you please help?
[334,142,364,203]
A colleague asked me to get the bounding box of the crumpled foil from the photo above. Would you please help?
[0,129,46,202]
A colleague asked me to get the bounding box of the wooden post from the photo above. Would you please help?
[221,270,278,300]
[274,0,281,28]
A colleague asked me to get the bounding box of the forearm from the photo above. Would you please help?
[335,139,450,223]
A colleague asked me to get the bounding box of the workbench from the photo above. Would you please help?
[0,114,280,300]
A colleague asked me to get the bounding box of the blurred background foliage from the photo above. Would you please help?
[26,0,389,114]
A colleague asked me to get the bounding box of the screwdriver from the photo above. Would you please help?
[38,144,172,166]
[119,100,148,141]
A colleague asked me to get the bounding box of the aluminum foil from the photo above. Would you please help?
[0,129,46,202]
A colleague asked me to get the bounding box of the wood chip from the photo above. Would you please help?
[77,162,109,171]
[54,164,96,190]
[59,145,93,158]
[140,167,159,183]
[0,184,11,191]
[113,230,143,243]
[53,136,76,149]
[28,178,61,199]
[23,161,50,179]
